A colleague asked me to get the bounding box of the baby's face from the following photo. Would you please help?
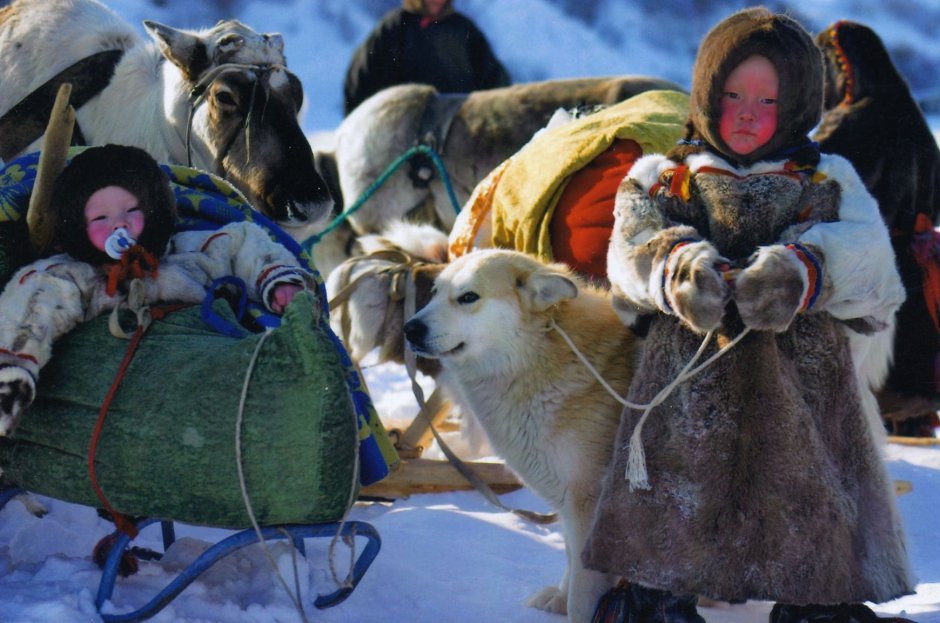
[718,54,779,156]
[84,185,145,252]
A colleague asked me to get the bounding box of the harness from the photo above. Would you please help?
[408,92,466,188]
[0,50,124,162]
[184,62,288,174]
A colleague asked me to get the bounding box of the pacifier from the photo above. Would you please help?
[104,227,136,260]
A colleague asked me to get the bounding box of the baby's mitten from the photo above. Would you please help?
[663,240,730,334]
[0,365,36,437]
[735,244,822,332]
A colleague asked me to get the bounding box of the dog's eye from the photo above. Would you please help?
[457,292,479,305]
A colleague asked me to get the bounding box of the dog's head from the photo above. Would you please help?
[403,250,578,368]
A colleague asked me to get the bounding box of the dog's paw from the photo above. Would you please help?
[0,365,36,437]
[526,585,568,615]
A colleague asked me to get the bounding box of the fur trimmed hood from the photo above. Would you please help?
[49,145,177,265]
[815,20,909,109]
[679,7,823,165]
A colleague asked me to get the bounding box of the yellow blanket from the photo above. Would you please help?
[489,89,689,261]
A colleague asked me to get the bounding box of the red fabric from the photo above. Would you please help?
[550,138,642,280]
[912,212,940,333]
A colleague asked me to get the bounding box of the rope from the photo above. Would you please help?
[550,321,751,490]
[87,324,147,538]
[302,144,461,250]
[233,328,311,623]
[88,304,186,537]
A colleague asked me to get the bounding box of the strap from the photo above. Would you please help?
[89,304,188,538]
[408,92,466,188]
[88,325,147,538]
[0,49,124,161]
[200,276,251,338]
[401,266,557,525]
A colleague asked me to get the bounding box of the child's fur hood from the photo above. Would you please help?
[49,145,177,264]
[676,7,824,165]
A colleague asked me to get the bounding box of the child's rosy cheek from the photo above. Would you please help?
[128,212,146,238]
[86,222,111,252]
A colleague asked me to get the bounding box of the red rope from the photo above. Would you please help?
[86,304,186,537]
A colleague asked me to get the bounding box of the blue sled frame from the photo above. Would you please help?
[0,487,381,622]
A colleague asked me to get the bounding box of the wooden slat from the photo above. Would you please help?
[887,435,940,446]
[360,458,523,499]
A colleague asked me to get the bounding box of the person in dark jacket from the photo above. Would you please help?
[814,20,940,436]
[343,0,510,116]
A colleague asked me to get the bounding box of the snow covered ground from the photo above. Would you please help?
[1,350,939,623]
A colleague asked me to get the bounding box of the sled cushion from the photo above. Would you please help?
[0,292,361,529]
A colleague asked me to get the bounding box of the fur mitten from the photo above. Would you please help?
[735,244,819,332]
[0,365,36,436]
[663,240,730,334]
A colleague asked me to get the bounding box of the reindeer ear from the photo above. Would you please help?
[521,270,578,312]
[143,20,209,81]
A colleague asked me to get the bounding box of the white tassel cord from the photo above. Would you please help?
[234,328,311,623]
[550,321,751,490]
[234,318,364,621]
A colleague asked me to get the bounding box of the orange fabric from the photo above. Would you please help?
[105,246,160,297]
[549,138,642,279]
[448,157,511,259]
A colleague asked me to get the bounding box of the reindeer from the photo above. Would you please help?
[0,0,333,245]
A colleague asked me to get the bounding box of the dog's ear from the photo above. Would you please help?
[520,269,578,312]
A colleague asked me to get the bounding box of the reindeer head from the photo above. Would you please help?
[143,19,333,239]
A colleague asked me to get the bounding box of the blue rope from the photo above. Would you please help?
[301,144,460,252]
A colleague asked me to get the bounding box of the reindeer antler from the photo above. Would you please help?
[28,83,75,256]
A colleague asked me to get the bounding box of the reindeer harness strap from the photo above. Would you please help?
[0,49,124,162]
[409,92,465,188]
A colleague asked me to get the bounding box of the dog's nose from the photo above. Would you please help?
[403,318,427,349]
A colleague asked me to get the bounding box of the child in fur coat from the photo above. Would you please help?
[582,8,915,623]
[0,145,316,437]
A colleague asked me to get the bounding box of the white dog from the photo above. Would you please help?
[403,249,637,623]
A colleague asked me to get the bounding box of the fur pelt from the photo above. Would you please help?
[814,20,940,400]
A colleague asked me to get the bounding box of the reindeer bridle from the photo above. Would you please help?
[183,62,292,173]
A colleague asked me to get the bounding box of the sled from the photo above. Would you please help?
[0,110,394,617]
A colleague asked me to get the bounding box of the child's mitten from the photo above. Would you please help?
[735,244,820,332]
[663,240,730,334]
[0,365,36,437]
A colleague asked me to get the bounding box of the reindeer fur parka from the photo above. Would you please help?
[0,220,315,381]
[582,8,914,606]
